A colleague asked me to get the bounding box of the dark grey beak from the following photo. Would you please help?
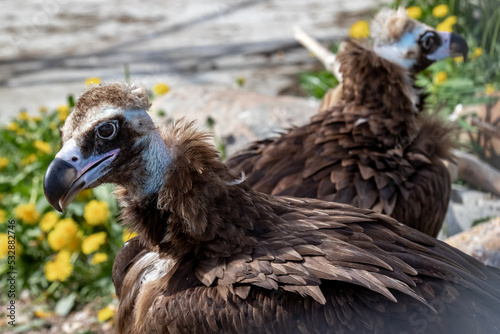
[43,159,80,212]
[450,33,469,62]
[43,138,120,212]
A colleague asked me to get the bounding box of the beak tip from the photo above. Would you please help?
[43,158,78,213]
[450,32,469,64]
[54,204,63,213]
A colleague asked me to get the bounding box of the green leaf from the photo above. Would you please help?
[299,71,338,99]
[68,95,75,108]
[55,292,77,316]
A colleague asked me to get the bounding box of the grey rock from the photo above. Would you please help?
[445,217,500,268]
[441,184,500,239]
[151,85,319,156]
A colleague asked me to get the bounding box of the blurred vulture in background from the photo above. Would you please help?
[43,83,500,334]
[226,8,468,237]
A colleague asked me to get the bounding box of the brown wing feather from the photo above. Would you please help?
[112,236,148,298]
[116,196,500,333]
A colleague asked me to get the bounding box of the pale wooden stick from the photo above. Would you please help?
[293,25,343,82]
[470,118,500,140]
[446,149,500,197]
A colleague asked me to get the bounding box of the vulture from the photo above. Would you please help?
[225,8,468,237]
[43,82,500,334]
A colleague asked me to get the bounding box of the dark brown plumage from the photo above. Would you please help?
[43,85,500,333]
[226,10,465,237]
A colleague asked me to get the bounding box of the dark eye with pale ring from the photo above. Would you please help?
[96,121,118,140]
[420,31,438,53]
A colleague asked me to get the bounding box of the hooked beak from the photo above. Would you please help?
[428,32,469,62]
[43,139,119,212]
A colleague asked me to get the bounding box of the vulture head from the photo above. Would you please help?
[371,8,468,73]
[43,83,168,212]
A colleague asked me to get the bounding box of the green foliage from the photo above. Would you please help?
[0,104,128,316]
[299,71,339,99]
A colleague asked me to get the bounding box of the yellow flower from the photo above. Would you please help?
[454,56,464,64]
[48,218,81,251]
[34,309,54,318]
[153,83,170,96]
[44,250,73,282]
[76,189,93,201]
[236,77,246,87]
[57,105,70,122]
[34,140,52,155]
[122,228,138,243]
[432,4,449,18]
[0,157,8,170]
[84,200,109,225]
[0,233,22,258]
[7,122,19,131]
[98,305,116,322]
[82,231,107,254]
[349,20,370,39]
[0,209,6,223]
[486,84,495,95]
[32,116,41,122]
[471,47,483,60]
[437,22,452,32]
[40,212,59,232]
[14,203,40,224]
[39,106,48,114]
[91,252,108,265]
[444,16,457,25]
[434,71,448,84]
[0,233,8,258]
[47,230,66,251]
[16,128,26,136]
[21,154,37,166]
[406,6,422,19]
[437,16,457,32]
[85,77,101,86]
[18,111,30,121]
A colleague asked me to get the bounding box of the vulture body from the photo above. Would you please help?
[43,83,500,334]
[226,9,467,237]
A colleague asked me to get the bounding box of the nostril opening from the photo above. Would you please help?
[71,156,78,162]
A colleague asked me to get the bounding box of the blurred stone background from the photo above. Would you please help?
[0,0,387,121]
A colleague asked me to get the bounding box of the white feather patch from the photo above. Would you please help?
[137,252,175,286]
[226,172,247,186]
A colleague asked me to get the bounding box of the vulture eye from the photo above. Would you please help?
[96,121,118,140]
[420,31,438,53]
